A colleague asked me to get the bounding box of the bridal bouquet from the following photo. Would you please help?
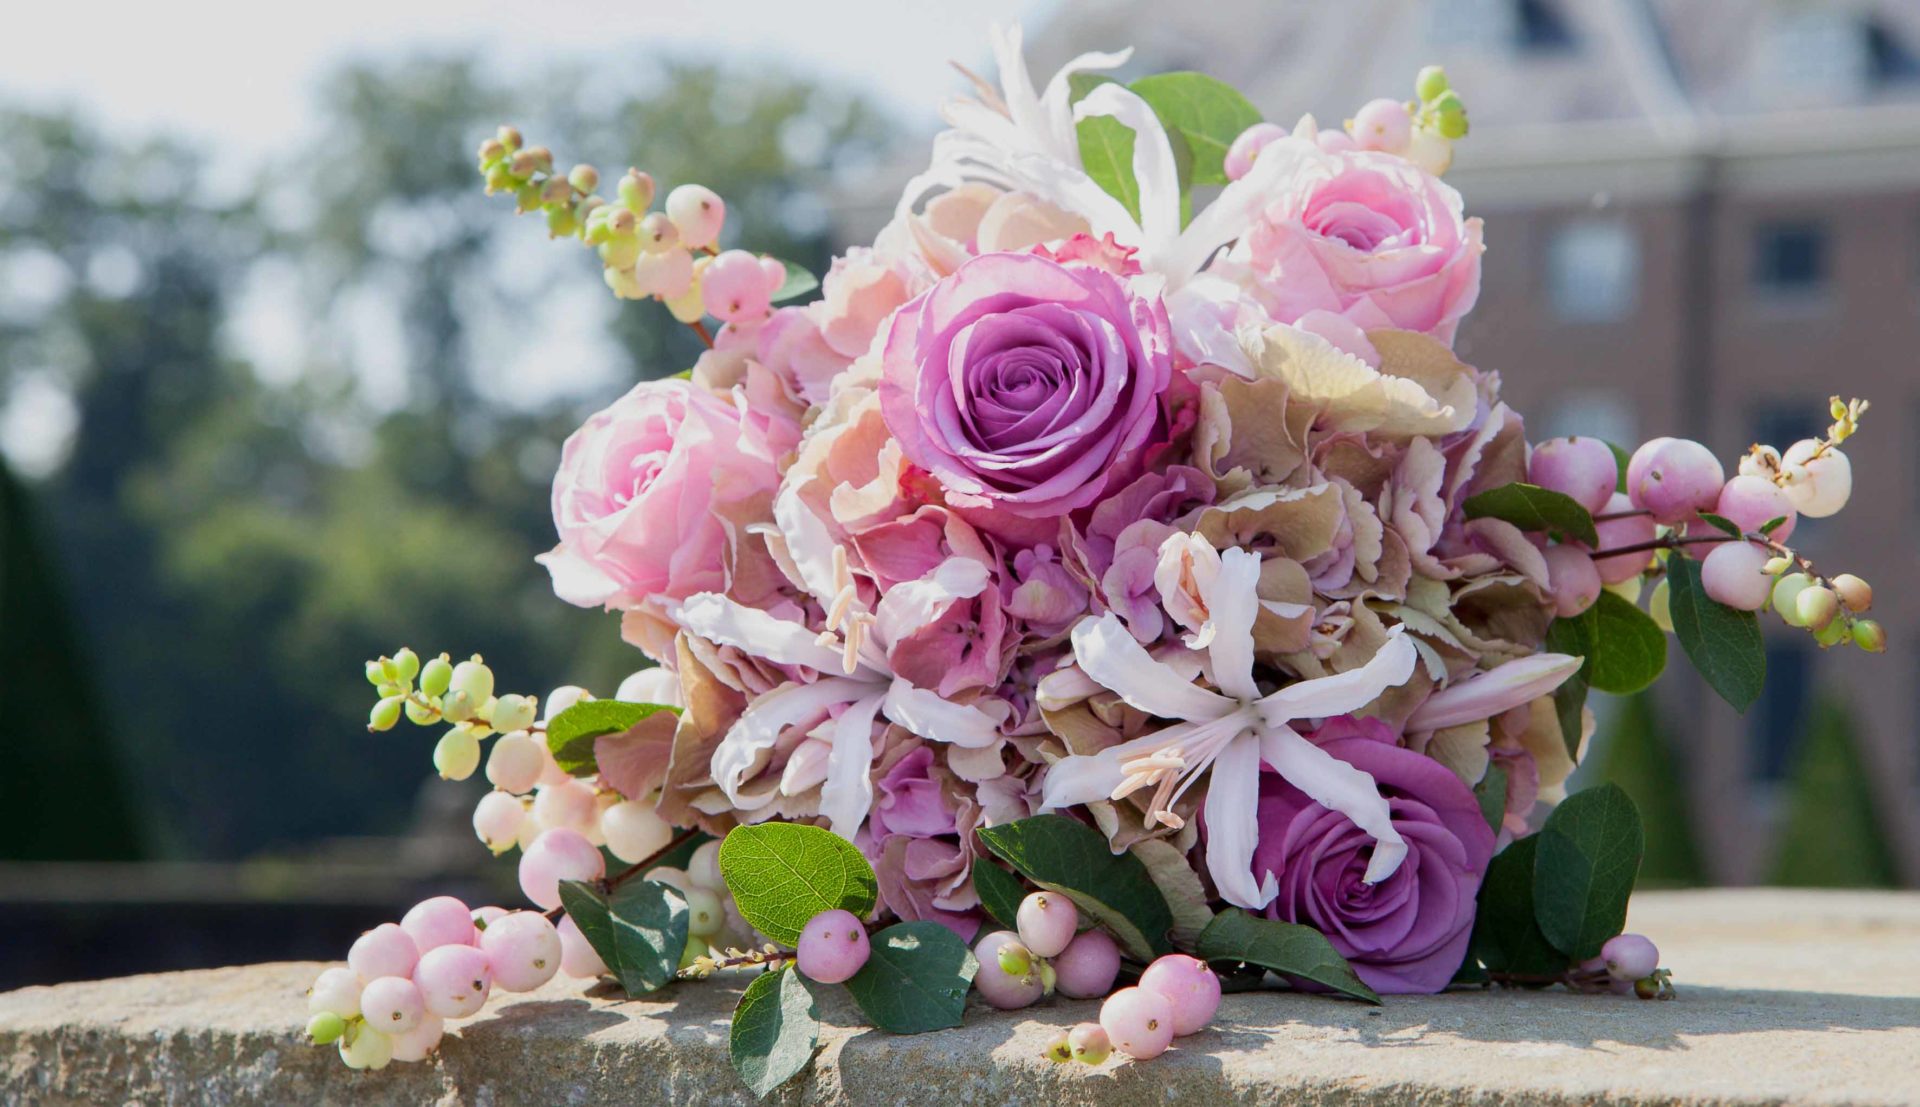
[306,26,1880,1093]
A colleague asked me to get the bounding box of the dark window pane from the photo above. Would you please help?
[1751,641,1810,782]
[1752,221,1828,292]
[1516,0,1575,51]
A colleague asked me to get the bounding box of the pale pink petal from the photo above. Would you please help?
[1255,629,1418,725]
[822,692,885,839]
[872,557,991,644]
[713,679,864,805]
[1405,654,1582,732]
[1207,547,1263,702]
[670,592,843,672]
[882,679,1004,749]
[1201,735,1276,909]
[1070,613,1236,722]
[1260,724,1408,884]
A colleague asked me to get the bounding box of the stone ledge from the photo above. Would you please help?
[3,890,1917,1106]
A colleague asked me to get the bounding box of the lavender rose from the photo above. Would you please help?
[877,251,1172,525]
[1250,715,1495,994]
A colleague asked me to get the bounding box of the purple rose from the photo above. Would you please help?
[878,252,1173,524]
[1251,716,1495,994]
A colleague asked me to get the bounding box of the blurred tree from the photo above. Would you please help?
[1767,698,1900,888]
[1593,693,1704,887]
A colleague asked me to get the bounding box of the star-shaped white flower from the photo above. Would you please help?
[1040,543,1419,910]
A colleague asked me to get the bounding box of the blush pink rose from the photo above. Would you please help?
[539,377,778,613]
[877,252,1173,524]
[1231,148,1484,343]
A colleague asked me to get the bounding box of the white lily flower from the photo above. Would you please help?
[1404,653,1583,733]
[669,475,1005,841]
[1040,544,1419,909]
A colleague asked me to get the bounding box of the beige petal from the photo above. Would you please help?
[1243,323,1476,438]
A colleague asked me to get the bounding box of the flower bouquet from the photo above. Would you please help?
[307,25,1881,1093]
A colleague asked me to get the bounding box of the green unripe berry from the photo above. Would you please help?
[568,164,600,193]
[679,936,709,971]
[1043,1031,1073,1063]
[420,655,454,698]
[434,727,482,781]
[404,698,438,726]
[391,648,420,683]
[618,169,655,213]
[1416,65,1450,102]
[484,164,513,194]
[1038,957,1058,995]
[365,660,388,687]
[1648,579,1673,633]
[1853,619,1887,653]
[451,659,494,705]
[1796,585,1839,631]
[496,125,523,151]
[1814,616,1850,648]
[1772,573,1813,625]
[306,1011,346,1045]
[996,942,1033,978]
[442,689,476,724]
[490,694,538,734]
[1431,90,1464,114]
[368,696,405,733]
[1436,110,1470,140]
[546,207,579,238]
[598,236,642,270]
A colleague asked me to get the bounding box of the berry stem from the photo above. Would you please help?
[689,320,715,348]
[537,826,701,923]
[1591,508,1651,523]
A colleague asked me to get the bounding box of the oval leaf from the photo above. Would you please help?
[975,815,1175,960]
[547,699,679,776]
[729,967,820,1099]
[1195,909,1380,1005]
[969,860,1025,931]
[718,823,878,946]
[1127,72,1262,186]
[1466,835,1567,977]
[1532,784,1644,961]
[771,259,819,304]
[557,879,621,980]
[1075,114,1141,223]
[1666,553,1766,713]
[610,880,689,996]
[1586,591,1667,695]
[842,921,977,1034]
[1462,482,1600,547]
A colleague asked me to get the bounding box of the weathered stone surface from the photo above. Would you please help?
[2,889,1917,1106]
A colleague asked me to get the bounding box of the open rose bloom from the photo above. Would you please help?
[529,28,1636,996]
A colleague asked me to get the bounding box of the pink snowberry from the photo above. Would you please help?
[1627,437,1724,525]
[412,943,494,1019]
[1136,954,1221,1036]
[388,1015,445,1063]
[1700,542,1773,611]
[348,922,420,981]
[1543,545,1602,617]
[1601,933,1660,981]
[1068,1022,1112,1064]
[1051,927,1122,999]
[1351,97,1412,153]
[479,911,564,993]
[401,896,476,953]
[1588,492,1657,584]
[971,930,1044,1010]
[701,250,775,323]
[1529,436,1618,515]
[665,184,725,250]
[1014,892,1078,959]
[1714,474,1796,541]
[359,975,426,1035]
[1224,122,1288,181]
[1099,986,1176,1060]
[517,827,606,911]
[556,915,608,979]
[795,909,870,984]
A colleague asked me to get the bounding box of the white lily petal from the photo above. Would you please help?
[882,679,1004,749]
[1070,613,1237,722]
[871,557,990,645]
[1261,724,1408,884]
[1163,134,1317,282]
[1004,150,1141,243]
[1256,629,1418,727]
[1036,717,1206,811]
[1201,734,1277,909]
[713,678,866,805]
[821,692,884,840]
[671,592,844,672]
[773,475,842,609]
[1208,547,1263,702]
[1039,47,1134,157]
[988,24,1050,156]
[1405,653,1584,732]
[1075,83,1182,255]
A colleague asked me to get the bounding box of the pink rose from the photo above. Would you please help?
[878,252,1173,525]
[1229,147,1483,343]
[539,378,778,614]
[757,248,919,404]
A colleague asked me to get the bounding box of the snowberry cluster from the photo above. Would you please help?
[476,126,785,331]
[1038,953,1222,1065]
[1578,932,1674,1000]
[971,893,1122,1010]
[1225,64,1467,180]
[364,651,539,783]
[305,897,564,1070]
[1525,397,1882,652]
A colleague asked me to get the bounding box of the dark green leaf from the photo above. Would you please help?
[1542,617,1591,761]
[547,699,679,776]
[1467,836,1567,977]
[1532,784,1644,961]
[1606,441,1630,492]
[975,815,1175,959]
[1475,763,1509,835]
[1195,908,1380,1004]
[729,967,819,1099]
[718,823,878,946]
[1760,515,1789,535]
[609,880,688,995]
[842,921,977,1033]
[969,860,1025,932]
[1586,591,1667,695]
[1127,72,1262,186]
[1462,482,1599,546]
[1066,72,1115,103]
[1075,115,1140,223]
[1696,512,1742,537]
[557,880,620,980]
[770,259,819,304]
[1666,554,1766,712]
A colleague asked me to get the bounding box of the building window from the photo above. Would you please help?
[1752,220,1828,295]
[1548,219,1638,322]
[1515,0,1576,51]
[1868,18,1920,87]
[1751,641,1811,783]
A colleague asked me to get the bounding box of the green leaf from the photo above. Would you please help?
[975,815,1175,960]
[1696,512,1742,538]
[557,880,620,980]
[1475,763,1509,835]
[1586,591,1667,695]
[1127,72,1262,186]
[546,699,679,776]
[609,880,689,995]
[969,860,1025,932]
[1075,114,1141,223]
[1542,616,1591,761]
[770,259,819,304]
[1067,72,1115,103]
[1532,784,1644,961]
[1462,482,1600,547]
[1194,908,1380,1004]
[842,921,978,1033]
[1666,554,1766,712]
[729,967,820,1099]
[1467,836,1568,977]
[1606,441,1631,492]
[1760,515,1789,535]
[717,823,878,946]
